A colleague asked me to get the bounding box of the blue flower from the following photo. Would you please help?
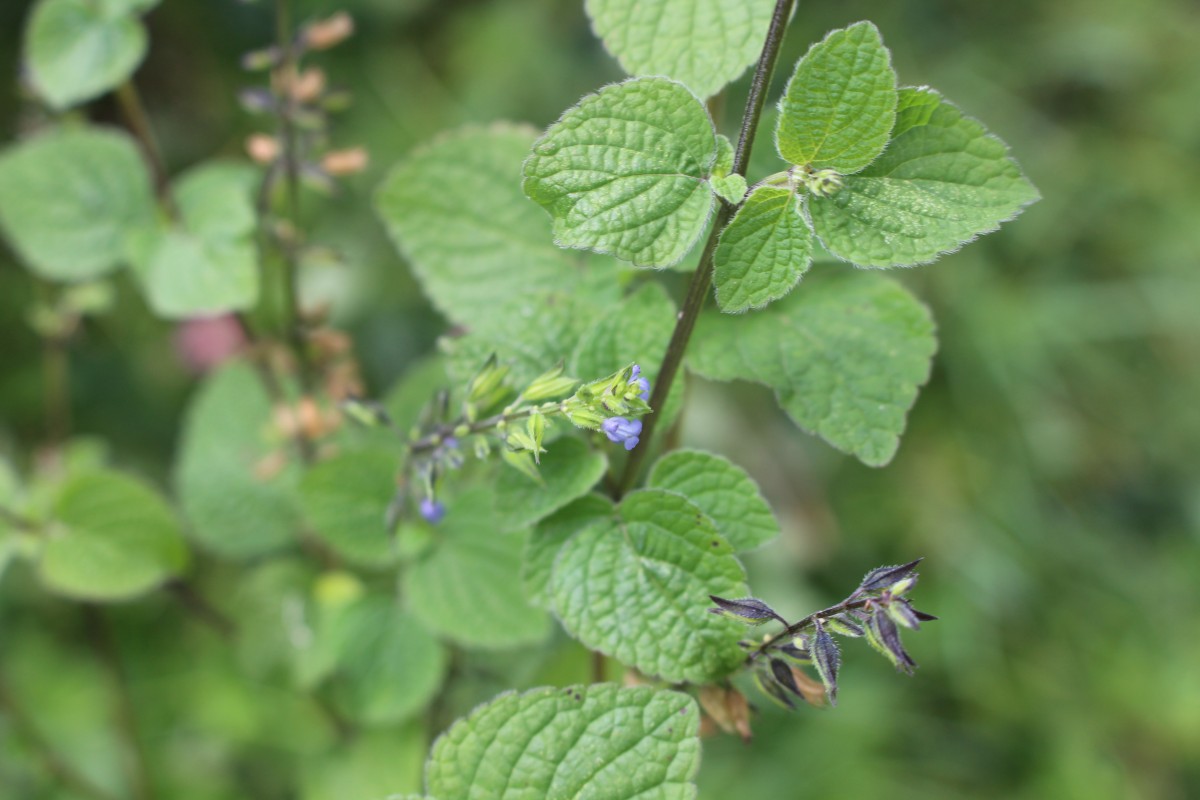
[419,497,446,524]
[629,364,650,401]
[602,416,642,450]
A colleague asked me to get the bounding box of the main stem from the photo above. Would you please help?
[616,0,797,495]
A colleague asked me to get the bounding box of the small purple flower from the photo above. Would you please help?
[602,416,642,450]
[628,364,650,401]
[419,497,446,524]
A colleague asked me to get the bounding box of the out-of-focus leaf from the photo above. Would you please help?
[521,494,614,610]
[406,487,551,648]
[38,470,188,601]
[300,449,399,567]
[327,595,446,726]
[175,360,301,559]
[376,124,587,329]
[689,268,937,466]
[131,162,259,318]
[0,127,154,281]
[493,437,607,533]
[585,0,774,99]
[25,0,149,109]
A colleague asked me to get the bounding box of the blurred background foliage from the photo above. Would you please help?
[1,0,1198,798]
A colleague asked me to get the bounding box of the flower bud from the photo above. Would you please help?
[303,11,354,51]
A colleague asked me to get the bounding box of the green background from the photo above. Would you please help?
[1,0,1197,797]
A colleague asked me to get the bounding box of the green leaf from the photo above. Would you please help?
[442,293,600,389]
[523,77,718,268]
[550,489,747,683]
[175,360,302,559]
[100,0,161,15]
[570,281,685,436]
[808,87,1041,267]
[0,127,155,281]
[406,488,551,648]
[300,449,399,568]
[494,437,607,533]
[38,470,188,601]
[230,557,314,679]
[521,494,614,609]
[689,268,937,466]
[775,21,897,173]
[426,684,700,800]
[174,161,258,240]
[328,595,446,726]
[24,0,148,110]
[585,0,775,100]
[382,357,450,436]
[710,174,747,206]
[713,186,812,312]
[646,449,778,551]
[131,162,259,318]
[301,725,427,800]
[712,134,735,178]
[376,124,588,330]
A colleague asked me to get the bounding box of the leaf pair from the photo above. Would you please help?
[0,129,261,317]
[713,21,1040,311]
[522,22,1038,307]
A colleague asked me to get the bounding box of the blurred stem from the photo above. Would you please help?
[615,0,797,496]
[43,342,68,445]
[40,289,71,447]
[165,580,237,639]
[0,670,122,800]
[0,505,39,532]
[271,0,314,395]
[115,81,177,218]
[233,312,316,463]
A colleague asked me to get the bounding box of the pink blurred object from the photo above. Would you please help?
[174,314,247,373]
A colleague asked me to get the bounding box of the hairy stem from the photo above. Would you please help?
[616,0,797,495]
[407,400,565,454]
[748,597,870,663]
